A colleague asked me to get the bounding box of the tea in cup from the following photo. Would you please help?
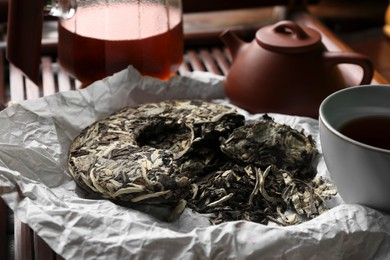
[319,85,390,212]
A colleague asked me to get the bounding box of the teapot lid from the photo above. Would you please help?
[256,20,322,54]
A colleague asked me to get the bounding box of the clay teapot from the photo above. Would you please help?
[220,20,374,118]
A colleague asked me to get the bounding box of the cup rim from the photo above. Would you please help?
[319,84,390,154]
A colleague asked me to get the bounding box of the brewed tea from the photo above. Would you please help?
[339,116,390,150]
[58,2,183,87]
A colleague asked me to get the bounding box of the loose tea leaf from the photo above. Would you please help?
[68,101,336,225]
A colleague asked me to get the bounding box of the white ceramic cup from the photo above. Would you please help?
[319,85,390,212]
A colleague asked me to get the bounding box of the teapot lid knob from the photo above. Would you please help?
[256,20,322,54]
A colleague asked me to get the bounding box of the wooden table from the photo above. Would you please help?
[0,6,389,260]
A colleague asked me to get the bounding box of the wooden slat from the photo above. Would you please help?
[0,199,7,260]
[25,77,40,100]
[34,233,56,260]
[56,60,73,92]
[75,80,82,90]
[178,58,191,74]
[9,64,25,103]
[41,57,56,96]
[186,50,206,71]
[199,49,222,75]
[211,48,231,76]
[14,219,34,260]
[0,48,5,104]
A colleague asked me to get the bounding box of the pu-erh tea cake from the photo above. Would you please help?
[68,100,336,225]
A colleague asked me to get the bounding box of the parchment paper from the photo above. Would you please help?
[1,67,390,260]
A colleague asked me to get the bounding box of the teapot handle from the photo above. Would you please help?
[323,52,374,85]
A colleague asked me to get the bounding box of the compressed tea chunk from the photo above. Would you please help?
[68,100,245,218]
[220,115,319,179]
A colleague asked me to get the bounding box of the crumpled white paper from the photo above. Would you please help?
[1,67,390,260]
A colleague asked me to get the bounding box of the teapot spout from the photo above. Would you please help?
[220,30,245,60]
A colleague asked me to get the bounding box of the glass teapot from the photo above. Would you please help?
[7,0,183,87]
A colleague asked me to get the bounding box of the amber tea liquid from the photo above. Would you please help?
[339,115,390,150]
[58,3,183,87]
